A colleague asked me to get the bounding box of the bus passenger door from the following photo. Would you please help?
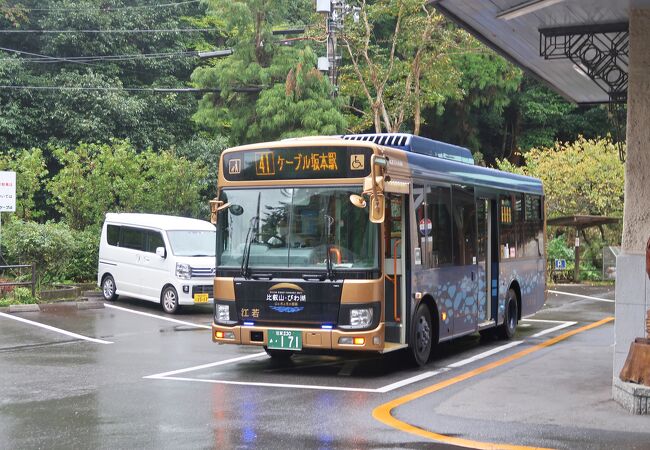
[477,198,490,325]
[384,194,406,344]
[477,197,498,327]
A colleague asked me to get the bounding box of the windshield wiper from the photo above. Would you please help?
[241,216,259,279]
[325,244,334,281]
[241,192,262,279]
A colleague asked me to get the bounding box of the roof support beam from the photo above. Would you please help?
[496,0,566,20]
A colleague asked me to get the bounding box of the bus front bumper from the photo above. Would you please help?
[211,323,386,352]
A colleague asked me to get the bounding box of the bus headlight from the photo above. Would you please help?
[216,304,230,322]
[175,263,191,279]
[350,308,373,328]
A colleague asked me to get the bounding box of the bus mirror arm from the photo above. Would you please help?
[209,200,231,225]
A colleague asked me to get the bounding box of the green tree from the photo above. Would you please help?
[496,137,624,218]
[191,0,346,144]
[0,0,221,152]
[0,148,48,220]
[422,46,522,161]
[47,140,209,230]
[339,0,464,134]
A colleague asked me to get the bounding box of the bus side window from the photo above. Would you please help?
[499,195,514,259]
[412,184,427,266]
[452,185,476,266]
[385,194,402,259]
[426,186,453,267]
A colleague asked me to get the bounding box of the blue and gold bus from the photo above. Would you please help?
[210,134,545,365]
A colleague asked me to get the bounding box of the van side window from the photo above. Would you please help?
[146,231,165,253]
[107,225,120,246]
[122,227,144,251]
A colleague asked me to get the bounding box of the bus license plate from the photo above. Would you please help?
[194,293,209,303]
[267,329,302,351]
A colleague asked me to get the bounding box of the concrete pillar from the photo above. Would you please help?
[613,8,650,377]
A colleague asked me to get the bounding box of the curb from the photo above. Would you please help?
[8,304,40,313]
[4,300,105,313]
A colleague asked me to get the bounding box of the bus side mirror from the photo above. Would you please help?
[156,247,166,258]
[369,193,385,223]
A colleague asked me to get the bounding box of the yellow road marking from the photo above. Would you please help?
[372,317,615,450]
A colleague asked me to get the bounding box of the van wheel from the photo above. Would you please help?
[410,303,432,366]
[101,275,118,301]
[497,289,518,340]
[161,286,180,314]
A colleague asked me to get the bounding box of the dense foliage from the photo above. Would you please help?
[0,0,217,152]
[191,0,347,144]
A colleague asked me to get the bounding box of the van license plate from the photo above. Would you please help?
[267,329,302,350]
[194,293,209,303]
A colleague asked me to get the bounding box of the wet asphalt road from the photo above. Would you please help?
[1,286,648,450]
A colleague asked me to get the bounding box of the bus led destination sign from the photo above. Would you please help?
[223,146,373,181]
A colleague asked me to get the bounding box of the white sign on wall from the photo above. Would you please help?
[0,171,16,212]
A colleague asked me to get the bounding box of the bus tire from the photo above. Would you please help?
[161,286,180,314]
[264,347,294,360]
[410,302,433,366]
[101,275,118,301]
[498,289,518,340]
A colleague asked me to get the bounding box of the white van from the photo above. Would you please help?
[97,213,216,314]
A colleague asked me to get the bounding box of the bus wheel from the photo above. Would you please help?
[410,303,432,366]
[161,286,180,314]
[498,289,518,340]
[264,347,294,360]
[101,275,118,301]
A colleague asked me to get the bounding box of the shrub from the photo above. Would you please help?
[2,220,75,286]
[0,287,39,307]
[66,227,100,282]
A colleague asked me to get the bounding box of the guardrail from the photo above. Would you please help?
[0,264,36,297]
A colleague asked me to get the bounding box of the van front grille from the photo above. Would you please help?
[191,267,215,278]
[192,285,214,297]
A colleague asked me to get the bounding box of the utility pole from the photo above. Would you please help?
[317,0,358,96]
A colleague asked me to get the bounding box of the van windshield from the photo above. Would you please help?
[166,230,216,257]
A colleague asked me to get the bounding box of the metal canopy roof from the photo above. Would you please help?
[547,215,620,228]
[432,0,650,104]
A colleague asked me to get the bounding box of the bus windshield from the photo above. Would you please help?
[217,187,379,271]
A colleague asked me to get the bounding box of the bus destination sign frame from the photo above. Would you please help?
[223,146,373,181]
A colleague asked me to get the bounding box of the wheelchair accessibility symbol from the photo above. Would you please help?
[350,154,365,170]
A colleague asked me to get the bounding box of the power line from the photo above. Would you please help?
[0,28,220,34]
[0,47,233,63]
[22,1,201,12]
[0,85,263,93]
[0,49,232,63]
[0,45,96,67]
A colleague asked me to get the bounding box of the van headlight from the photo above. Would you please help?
[175,263,191,280]
[349,308,373,329]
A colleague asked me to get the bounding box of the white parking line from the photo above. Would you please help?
[144,319,576,393]
[375,369,450,393]
[152,376,382,392]
[530,321,577,338]
[447,341,523,368]
[0,311,113,344]
[547,290,615,303]
[104,303,211,329]
[523,318,574,324]
[144,352,267,379]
